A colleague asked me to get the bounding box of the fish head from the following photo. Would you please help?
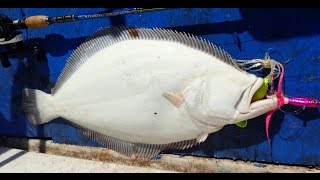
[184,73,268,129]
[203,73,266,124]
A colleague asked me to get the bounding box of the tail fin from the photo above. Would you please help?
[22,88,58,125]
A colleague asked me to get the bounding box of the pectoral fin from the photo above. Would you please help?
[162,92,184,108]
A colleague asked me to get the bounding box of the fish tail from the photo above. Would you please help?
[22,88,58,125]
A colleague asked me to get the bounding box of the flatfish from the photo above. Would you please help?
[22,26,279,159]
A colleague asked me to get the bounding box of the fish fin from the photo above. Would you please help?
[22,88,58,125]
[76,125,199,159]
[52,25,242,94]
[196,133,208,143]
[162,92,184,108]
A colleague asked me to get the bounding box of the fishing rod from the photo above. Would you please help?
[1,8,170,45]
[0,8,170,67]
[12,8,170,29]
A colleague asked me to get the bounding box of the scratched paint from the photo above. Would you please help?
[0,8,319,166]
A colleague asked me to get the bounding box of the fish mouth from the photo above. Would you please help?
[232,76,264,114]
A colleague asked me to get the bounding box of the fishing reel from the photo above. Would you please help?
[0,14,47,68]
[0,15,24,46]
[0,14,24,67]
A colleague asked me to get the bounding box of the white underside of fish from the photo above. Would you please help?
[53,40,226,144]
[22,26,279,158]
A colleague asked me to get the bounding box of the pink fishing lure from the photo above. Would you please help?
[265,63,319,148]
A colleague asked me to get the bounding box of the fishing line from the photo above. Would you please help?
[265,49,305,114]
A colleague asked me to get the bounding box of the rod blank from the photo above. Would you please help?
[13,8,169,29]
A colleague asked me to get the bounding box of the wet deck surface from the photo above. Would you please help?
[0,146,177,173]
[1,137,319,173]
